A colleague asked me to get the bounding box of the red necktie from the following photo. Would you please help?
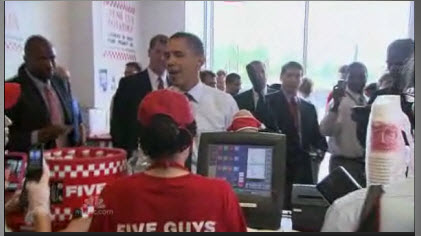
[289,97,298,128]
[44,85,65,147]
[157,77,164,90]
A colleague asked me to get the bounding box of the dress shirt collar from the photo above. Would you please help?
[281,87,298,103]
[147,67,168,89]
[25,68,51,88]
[186,81,204,103]
[252,86,267,97]
[346,87,363,98]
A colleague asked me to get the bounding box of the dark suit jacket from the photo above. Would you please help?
[267,87,327,184]
[353,88,415,147]
[5,65,74,152]
[234,87,279,132]
[110,70,153,155]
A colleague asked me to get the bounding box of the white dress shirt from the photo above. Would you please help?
[186,81,239,172]
[321,178,414,232]
[147,67,168,91]
[319,88,367,158]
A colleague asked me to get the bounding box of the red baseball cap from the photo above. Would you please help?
[138,89,194,128]
[5,82,21,109]
[228,110,262,132]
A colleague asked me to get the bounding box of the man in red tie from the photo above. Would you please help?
[6,35,75,152]
[267,61,327,210]
[111,35,170,158]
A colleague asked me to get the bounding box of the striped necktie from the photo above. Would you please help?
[157,77,164,90]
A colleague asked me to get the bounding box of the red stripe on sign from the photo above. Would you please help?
[5,41,23,52]
[103,50,136,62]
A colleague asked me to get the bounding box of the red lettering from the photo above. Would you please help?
[371,122,401,152]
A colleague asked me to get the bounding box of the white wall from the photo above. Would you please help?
[409,1,414,39]
[138,1,186,66]
[68,1,95,108]
[4,1,187,135]
[90,1,144,133]
[5,1,70,80]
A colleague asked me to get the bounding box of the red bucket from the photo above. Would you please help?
[6,147,128,232]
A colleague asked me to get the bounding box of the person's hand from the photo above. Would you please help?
[5,190,22,214]
[5,116,12,145]
[5,167,11,189]
[38,125,73,143]
[26,160,51,217]
[316,150,326,162]
[331,85,345,112]
[60,217,93,232]
[79,124,87,146]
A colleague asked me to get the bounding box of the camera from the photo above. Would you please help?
[19,144,44,209]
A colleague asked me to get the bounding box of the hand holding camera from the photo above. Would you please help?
[25,159,51,215]
[331,80,346,112]
[19,144,50,212]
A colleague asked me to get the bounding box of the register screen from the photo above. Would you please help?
[207,144,273,197]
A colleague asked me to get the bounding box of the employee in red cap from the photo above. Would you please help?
[89,89,247,232]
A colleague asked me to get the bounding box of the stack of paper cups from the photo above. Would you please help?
[366,95,412,185]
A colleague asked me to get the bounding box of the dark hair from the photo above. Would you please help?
[149,34,168,50]
[226,73,241,84]
[200,70,216,81]
[24,35,51,56]
[387,39,414,65]
[339,65,349,74]
[404,53,415,89]
[139,115,197,159]
[170,32,204,56]
[126,62,142,71]
[347,62,368,76]
[217,70,226,77]
[281,61,303,76]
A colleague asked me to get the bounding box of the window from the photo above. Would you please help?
[186,1,412,94]
[186,0,413,182]
[213,1,305,89]
[185,1,205,42]
[307,1,411,91]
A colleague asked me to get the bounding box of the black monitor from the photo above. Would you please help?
[197,132,287,230]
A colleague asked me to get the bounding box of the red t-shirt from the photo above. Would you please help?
[88,173,247,232]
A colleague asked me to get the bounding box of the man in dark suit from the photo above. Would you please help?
[267,61,327,209]
[5,35,74,152]
[111,35,170,158]
[234,61,279,132]
[353,39,415,148]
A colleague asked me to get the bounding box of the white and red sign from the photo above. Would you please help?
[102,1,136,61]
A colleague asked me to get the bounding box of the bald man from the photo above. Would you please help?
[5,35,76,152]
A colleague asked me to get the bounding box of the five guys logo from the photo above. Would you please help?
[370,121,402,152]
[66,183,107,198]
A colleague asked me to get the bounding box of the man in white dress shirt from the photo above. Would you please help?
[321,55,415,232]
[320,62,368,187]
[167,32,239,172]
